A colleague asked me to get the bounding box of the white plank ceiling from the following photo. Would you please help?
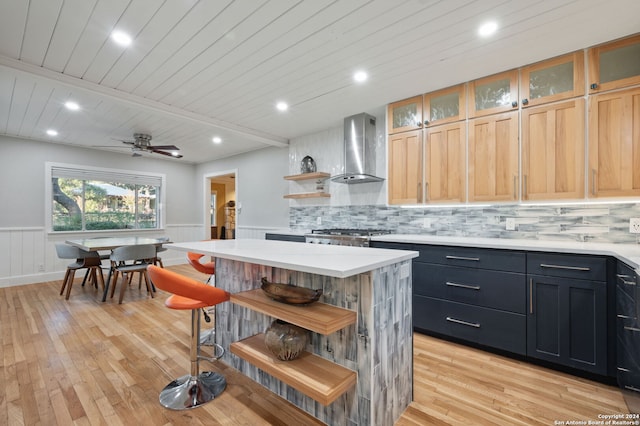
[0,0,638,164]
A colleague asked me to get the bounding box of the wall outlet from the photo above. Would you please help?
[316,216,322,225]
[630,218,640,234]
[422,218,431,229]
[38,264,44,272]
[506,218,516,231]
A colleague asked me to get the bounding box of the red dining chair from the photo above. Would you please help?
[147,265,230,410]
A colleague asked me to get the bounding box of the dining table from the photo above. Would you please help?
[65,236,171,302]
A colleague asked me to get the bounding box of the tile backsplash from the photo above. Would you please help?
[287,114,640,244]
[290,203,640,244]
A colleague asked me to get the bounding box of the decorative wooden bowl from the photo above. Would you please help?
[260,277,323,305]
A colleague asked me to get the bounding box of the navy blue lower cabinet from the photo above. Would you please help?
[527,274,607,375]
[414,295,526,355]
[616,261,640,394]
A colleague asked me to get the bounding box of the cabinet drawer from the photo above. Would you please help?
[265,233,306,243]
[414,263,526,313]
[617,261,638,318]
[527,253,606,281]
[618,318,640,369]
[415,245,526,273]
[413,295,526,355]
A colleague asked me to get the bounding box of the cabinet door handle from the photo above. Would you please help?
[624,326,640,333]
[425,182,429,202]
[540,263,590,272]
[624,385,640,392]
[446,316,480,328]
[523,175,528,199]
[513,176,517,199]
[592,169,597,195]
[446,281,481,290]
[417,182,422,203]
[618,367,631,372]
[445,255,480,262]
[529,278,533,314]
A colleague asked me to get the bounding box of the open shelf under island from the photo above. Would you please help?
[166,239,418,426]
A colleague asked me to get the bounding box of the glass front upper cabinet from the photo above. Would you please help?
[387,95,423,134]
[468,70,519,118]
[520,51,585,107]
[423,84,466,126]
[588,33,640,93]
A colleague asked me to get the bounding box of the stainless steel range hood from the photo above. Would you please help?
[331,113,384,184]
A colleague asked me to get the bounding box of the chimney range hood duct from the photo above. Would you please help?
[331,113,384,184]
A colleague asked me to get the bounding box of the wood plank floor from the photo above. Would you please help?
[0,264,633,425]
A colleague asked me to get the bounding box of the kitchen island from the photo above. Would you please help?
[166,239,418,425]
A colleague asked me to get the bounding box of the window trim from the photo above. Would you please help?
[45,162,166,234]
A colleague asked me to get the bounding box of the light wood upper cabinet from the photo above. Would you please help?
[521,99,585,201]
[423,84,466,126]
[387,96,423,134]
[588,87,640,197]
[469,70,519,118]
[468,111,519,202]
[588,33,640,94]
[388,130,422,204]
[520,51,585,108]
[424,122,466,203]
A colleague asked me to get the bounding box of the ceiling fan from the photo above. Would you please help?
[100,133,183,158]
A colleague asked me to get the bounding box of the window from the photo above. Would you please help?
[47,163,165,232]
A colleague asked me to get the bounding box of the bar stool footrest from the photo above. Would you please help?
[159,371,226,410]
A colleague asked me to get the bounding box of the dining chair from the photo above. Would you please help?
[106,244,156,304]
[55,243,105,300]
[147,265,230,410]
[152,236,171,267]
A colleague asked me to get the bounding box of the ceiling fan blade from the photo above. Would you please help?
[149,144,180,150]
[151,149,183,158]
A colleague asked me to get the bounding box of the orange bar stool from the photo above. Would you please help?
[187,251,217,346]
[187,251,215,283]
[147,265,230,410]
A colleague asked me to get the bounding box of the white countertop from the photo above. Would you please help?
[372,234,640,271]
[166,239,418,278]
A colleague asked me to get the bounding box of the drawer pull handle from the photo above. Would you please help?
[624,326,640,332]
[617,274,631,279]
[624,385,640,393]
[446,281,480,290]
[446,316,480,328]
[618,367,631,372]
[540,263,590,272]
[446,255,480,262]
[617,314,636,319]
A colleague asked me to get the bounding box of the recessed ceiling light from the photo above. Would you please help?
[478,21,498,37]
[353,71,368,83]
[111,30,132,47]
[64,101,79,111]
[276,101,288,112]
[46,129,58,136]
[212,136,222,144]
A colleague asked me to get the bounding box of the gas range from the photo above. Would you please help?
[304,229,391,247]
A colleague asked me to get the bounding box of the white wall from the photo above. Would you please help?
[196,146,290,235]
[0,135,204,286]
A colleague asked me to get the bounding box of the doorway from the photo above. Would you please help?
[205,171,237,240]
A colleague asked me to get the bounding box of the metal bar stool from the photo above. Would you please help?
[147,265,230,410]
